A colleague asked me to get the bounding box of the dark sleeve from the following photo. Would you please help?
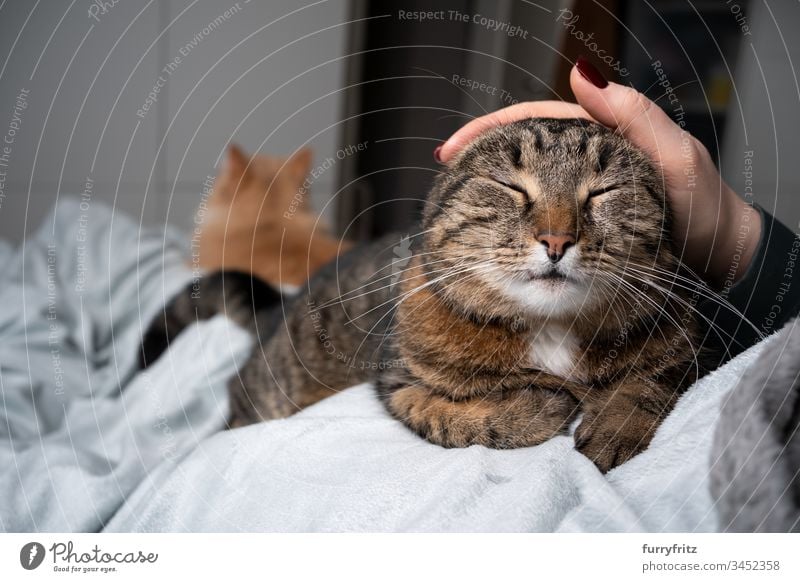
[699,205,800,369]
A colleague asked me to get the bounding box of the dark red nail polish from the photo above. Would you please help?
[433,145,443,163]
[576,55,608,88]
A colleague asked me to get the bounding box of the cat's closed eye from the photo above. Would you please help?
[494,179,528,197]
[586,184,619,200]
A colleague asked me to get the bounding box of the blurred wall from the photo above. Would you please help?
[721,0,800,234]
[3,1,796,245]
[0,0,349,242]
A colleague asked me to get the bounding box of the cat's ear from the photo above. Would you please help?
[216,144,253,200]
[287,147,312,179]
[274,148,312,211]
[224,144,249,180]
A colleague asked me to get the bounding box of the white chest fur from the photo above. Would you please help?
[528,323,582,381]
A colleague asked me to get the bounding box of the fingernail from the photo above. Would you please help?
[433,145,443,163]
[576,55,608,88]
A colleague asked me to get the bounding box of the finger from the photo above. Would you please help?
[438,101,594,163]
[569,63,685,167]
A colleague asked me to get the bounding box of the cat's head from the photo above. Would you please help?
[198,144,345,287]
[209,144,313,221]
[422,118,674,324]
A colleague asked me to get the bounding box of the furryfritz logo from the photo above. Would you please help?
[20,542,45,570]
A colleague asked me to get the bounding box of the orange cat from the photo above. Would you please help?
[195,145,348,287]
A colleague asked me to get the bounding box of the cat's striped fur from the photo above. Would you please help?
[141,118,701,472]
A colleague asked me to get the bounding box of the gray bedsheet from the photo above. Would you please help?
[0,199,250,531]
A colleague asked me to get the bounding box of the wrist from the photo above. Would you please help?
[706,188,761,289]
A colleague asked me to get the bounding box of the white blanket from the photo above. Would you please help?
[0,199,769,532]
[109,353,768,533]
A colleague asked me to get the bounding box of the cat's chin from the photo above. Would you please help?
[502,276,592,319]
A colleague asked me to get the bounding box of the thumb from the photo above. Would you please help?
[570,58,685,167]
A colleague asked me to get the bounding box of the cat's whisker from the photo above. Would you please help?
[594,271,705,375]
[310,256,491,312]
[341,260,492,324]
[308,255,478,310]
[590,274,680,349]
[619,263,763,338]
[584,275,634,329]
[315,251,506,310]
[359,267,497,362]
[596,271,700,341]
[346,261,498,325]
[309,249,500,310]
[609,265,757,346]
[350,264,500,365]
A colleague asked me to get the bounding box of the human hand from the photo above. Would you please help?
[436,57,760,289]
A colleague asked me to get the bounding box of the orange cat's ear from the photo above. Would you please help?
[224,144,249,180]
[216,144,252,200]
[277,148,312,212]
[287,147,312,179]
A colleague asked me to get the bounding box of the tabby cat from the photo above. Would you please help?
[142,118,701,472]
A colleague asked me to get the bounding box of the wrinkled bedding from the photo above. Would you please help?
[0,199,782,532]
[711,318,800,532]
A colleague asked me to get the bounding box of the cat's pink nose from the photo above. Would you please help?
[536,232,576,263]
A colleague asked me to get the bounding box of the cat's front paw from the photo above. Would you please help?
[385,384,578,449]
[574,408,658,473]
